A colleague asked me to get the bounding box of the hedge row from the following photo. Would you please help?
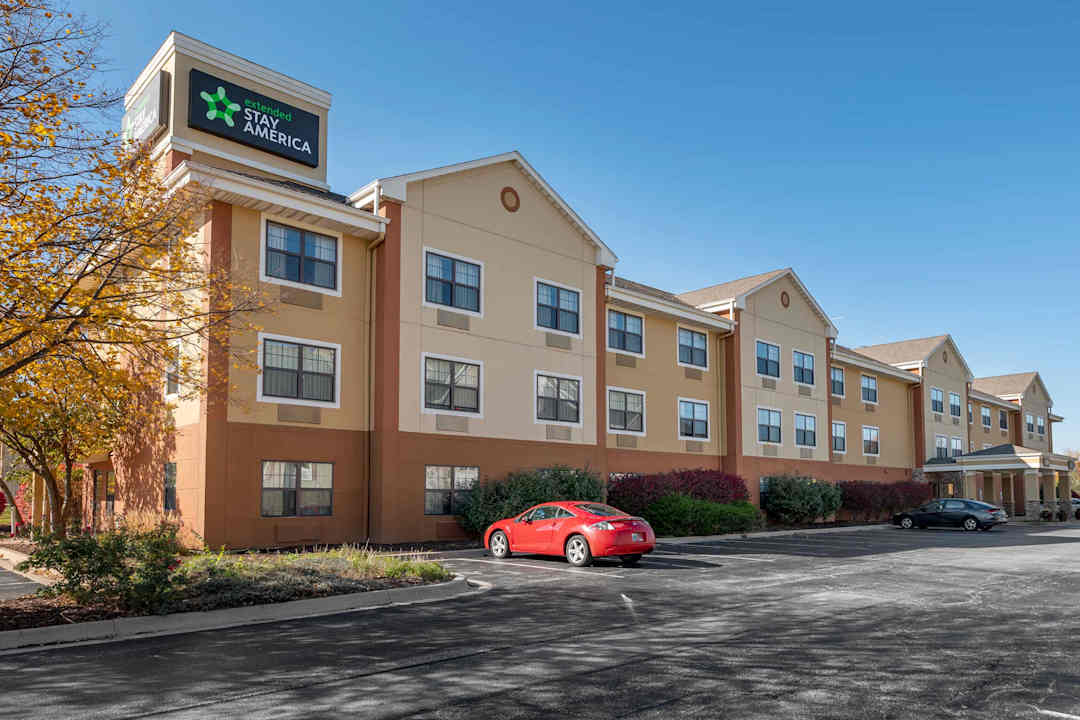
[607,469,749,518]
[760,475,843,525]
[458,466,603,536]
[643,496,761,537]
[838,480,934,521]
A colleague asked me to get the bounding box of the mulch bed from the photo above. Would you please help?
[0,538,36,555]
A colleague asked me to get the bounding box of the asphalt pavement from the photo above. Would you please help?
[4,524,1080,719]
[0,565,38,600]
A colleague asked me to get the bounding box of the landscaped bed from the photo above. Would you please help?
[0,542,453,632]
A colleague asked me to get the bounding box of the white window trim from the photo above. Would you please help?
[948,391,962,418]
[930,386,945,414]
[534,276,584,339]
[606,385,647,437]
[259,212,344,298]
[1025,413,1034,432]
[935,434,948,456]
[999,410,1009,430]
[830,366,845,398]
[1037,416,1046,435]
[968,402,973,425]
[951,436,963,456]
[421,352,485,419]
[862,425,881,457]
[753,338,780,380]
[794,411,817,448]
[164,339,182,401]
[607,309,646,359]
[792,348,816,388]
[860,373,879,405]
[677,396,711,442]
[256,331,342,409]
[421,246,485,319]
[755,404,782,447]
[533,369,584,428]
[981,406,992,428]
[831,420,847,455]
[676,325,709,371]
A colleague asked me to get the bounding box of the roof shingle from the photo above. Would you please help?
[972,372,1037,398]
[855,335,949,366]
[675,268,789,308]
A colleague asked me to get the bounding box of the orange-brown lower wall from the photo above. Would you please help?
[607,449,721,474]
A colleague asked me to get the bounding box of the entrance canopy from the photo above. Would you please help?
[923,444,1075,474]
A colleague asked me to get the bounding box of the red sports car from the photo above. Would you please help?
[484,501,655,567]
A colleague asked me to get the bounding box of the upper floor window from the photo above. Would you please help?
[424,356,480,414]
[793,351,814,385]
[265,221,338,291]
[756,341,780,378]
[163,463,177,512]
[795,413,816,447]
[967,402,972,424]
[1037,416,1045,435]
[679,399,709,439]
[831,422,846,452]
[757,408,781,444]
[931,388,944,414]
[863,426,880,456]
[949,392,961,418]
[861,375,878,403]
[537,373,580,424]
[425,465,477,516]
[981,406,991,428]
[830,367,844,397]
[935,435,948,459]
[262,337,337,404]
[425,250,481,314]
[165,343,180,396]
[608,388,644,434]
[999,410,1008,430]
[678,328,707,368]
[261,461,333,517]
[608,310,643,355]
[1025,413,1034,433]
[951,436,963,457]
[536,281,579,335]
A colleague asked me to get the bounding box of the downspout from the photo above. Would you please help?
[366,182,384,543]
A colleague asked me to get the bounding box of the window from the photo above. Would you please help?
[999,410,1008,430]
[931,388,944,414]
[163,463,177,512]
[262,338,337,404]
[105,471,116,518]
[951,437,963,458]
[1037,416,1045,435]
[756,341,780,377]
[265,220,338,290]
[678,328,708,368]
[981,406,991,428]
[795,413,816,447]
[424,356,480,414]
[949,392,961,418]
[536,281,580,335]
[679,399,709,439]
[260,461,333,517]
[863,426,880,456]
[1026,413,1034,432]
[967,402,972,424]
[757,408,781,444]
[830,367,845,397]
[608,388,644,433]
[861,375,878,403]
[424,466,477,515]
[608,311,644,355]
[537,374,580,424]
[935,435,948,459]
[831,422,846,452]
[165,343,180,396]
[425,250,481,314]
[793,351,814,385]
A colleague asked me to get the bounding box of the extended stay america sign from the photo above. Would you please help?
[187,68,320,167]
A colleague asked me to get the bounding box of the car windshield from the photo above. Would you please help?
[575,503,626,517]
[967,501,994,509]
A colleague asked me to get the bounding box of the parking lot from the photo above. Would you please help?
[0,565,37,601]
[5,524,1080,719]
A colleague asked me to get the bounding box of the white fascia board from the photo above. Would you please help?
[968,389,1018,411]
[155,135,331,191]
[735,268,838,338]
[606,286,735,332]
[832,349,921,384]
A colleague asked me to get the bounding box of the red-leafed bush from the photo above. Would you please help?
[607,469,749,517]
[839,480,933,521]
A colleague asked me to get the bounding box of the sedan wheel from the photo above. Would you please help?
[900,516,914,530]
[489,530,511,559]
[565,535,593,567]
[962,517,979,532]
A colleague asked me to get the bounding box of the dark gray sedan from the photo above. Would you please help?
[894,499,1008,531]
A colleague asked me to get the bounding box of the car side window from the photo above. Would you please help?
[944,500,965,510]
[532,506,555,521]
[554,507,574,519]
[518,509,536,522]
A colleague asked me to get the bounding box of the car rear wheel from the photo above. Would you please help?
[565,535,593,567]
[489,531,511,559]
[899,516,914,530]
[962,517,979,532]
[621,554,642,567]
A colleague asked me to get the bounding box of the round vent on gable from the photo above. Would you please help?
[780,291,790,308]
[500,186,520,213]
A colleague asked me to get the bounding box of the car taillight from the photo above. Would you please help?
[589,521,616,531]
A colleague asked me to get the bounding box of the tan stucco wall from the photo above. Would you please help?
[1018,381,1052,452]
[970,399,1013,450]
[738,276,831,461]
[920,338,969,462]
[397,161,599,445]
[830,361,914,468]
[603,304,726,456]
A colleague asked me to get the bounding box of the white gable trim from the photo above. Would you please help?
[737,269,837,338]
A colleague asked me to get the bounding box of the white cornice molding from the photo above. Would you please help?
[607,285,735,333]
[832,348,921,384]
[968,389,1018,411]
[152,136,331,191]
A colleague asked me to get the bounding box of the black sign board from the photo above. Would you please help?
[187,68,319,168]
[122,70,169,145]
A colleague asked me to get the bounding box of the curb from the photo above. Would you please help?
[660,523,891,544]
[0,548,52,586]
[0,574,483,655]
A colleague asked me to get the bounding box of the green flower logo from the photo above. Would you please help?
[200,85,241,127]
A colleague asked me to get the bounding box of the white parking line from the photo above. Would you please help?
[656,546,777,562]
[445,558,625,579]
[0,581,34,588]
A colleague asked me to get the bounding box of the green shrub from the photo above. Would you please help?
[458,465,602,536]
[761,475,842,526]
[642,494,761,537]
[817,481,843,523]
[20,522,183,613]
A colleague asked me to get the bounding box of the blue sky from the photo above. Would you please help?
[86,1,1079,450]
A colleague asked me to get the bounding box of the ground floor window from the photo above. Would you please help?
[261,461,333,517]
[425,466,478,515]
[105,471,116,519]
[831,422,846,452]
[164,462,177,512]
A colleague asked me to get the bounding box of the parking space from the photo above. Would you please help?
[0,565,38,600]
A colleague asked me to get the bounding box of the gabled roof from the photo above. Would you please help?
[964,443,1026,458]
[607,276,735,332]
[973,372,1051,404]
[676,267,837,338]
[612,276,697,310]
[347,151,618,268]
[832,344,921,383]
[968,388,1018,411]
[856,334,973,381]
